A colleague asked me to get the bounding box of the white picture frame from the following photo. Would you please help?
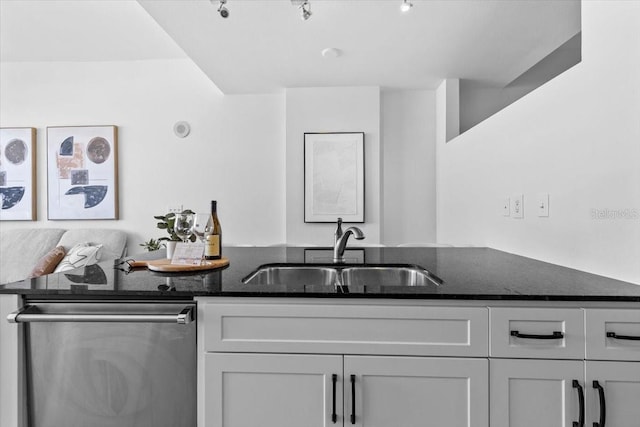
[304,132,364,223]
[47,125,119,220]
[0,127,37,221]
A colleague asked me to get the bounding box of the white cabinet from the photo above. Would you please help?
[204,353,487,427]
[199,300,640,427]
[490,307,640,427]
[585,361,640,427]
[205,353,342,427]
[199,301,489,427]
[345,356,487,427]
[585,308,640,361]
[490,359,584,427]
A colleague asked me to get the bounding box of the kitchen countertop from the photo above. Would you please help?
[1,246,639,301]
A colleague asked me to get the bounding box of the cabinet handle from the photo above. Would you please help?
[593,380,606,427]
[606,331,640,341]
[573,380,585,427]
[350,374,356,425]
[510,330,564,340]
[331,374,337,424]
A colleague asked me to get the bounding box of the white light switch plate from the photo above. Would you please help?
[511,194,524,219]
[502,198,510,216]
[167,205,183,214]
[537,193,549,217]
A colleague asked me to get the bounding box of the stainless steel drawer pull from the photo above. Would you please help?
[7,305,194,324]
[511,330,564,340]
[606,332,640,341]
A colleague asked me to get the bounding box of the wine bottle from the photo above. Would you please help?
[204,200,222,260]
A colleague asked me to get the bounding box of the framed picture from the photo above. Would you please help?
[47,125,119,220]
[304,132,365,223]
[0,127,37,221]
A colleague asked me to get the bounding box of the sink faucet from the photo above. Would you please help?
[333,217,365,263]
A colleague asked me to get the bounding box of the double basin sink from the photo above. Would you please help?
[242,264,443,288]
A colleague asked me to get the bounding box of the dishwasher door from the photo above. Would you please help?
[10,300,196,427]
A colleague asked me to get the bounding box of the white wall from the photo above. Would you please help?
[285,87,381,246]
[381,90,436,245]
[0,59,287,249]
[437,1,640,284]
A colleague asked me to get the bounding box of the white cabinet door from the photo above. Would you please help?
[490,359,584,427]
[586,361,640,427]
[204,353,343,427]
[345,356,488,427]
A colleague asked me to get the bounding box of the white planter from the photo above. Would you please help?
[165,241,178,259]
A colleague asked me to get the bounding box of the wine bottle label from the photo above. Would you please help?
[205,235,221,258]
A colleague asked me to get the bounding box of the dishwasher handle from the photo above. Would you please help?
[7,304,194,325]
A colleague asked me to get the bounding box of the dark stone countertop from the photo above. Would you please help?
[1,246,639,301]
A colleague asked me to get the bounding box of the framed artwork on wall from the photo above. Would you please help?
[0,127,37,221]
[304,132,365,223]
[47,125,119,220]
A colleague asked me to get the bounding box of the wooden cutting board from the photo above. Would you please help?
[129,257,229,272]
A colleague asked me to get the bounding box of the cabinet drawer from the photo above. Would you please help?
[490,307,584,359]
[203,303,488,357]
[586,309,640,361]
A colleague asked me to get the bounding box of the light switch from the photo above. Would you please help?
[502,198,510,216]
[511,194,524,219]
[537,193,549,217]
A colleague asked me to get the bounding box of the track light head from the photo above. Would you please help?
[400,0,413,12]
[218,0,229,18]
[300,1,312,21]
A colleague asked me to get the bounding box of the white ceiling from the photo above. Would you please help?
[1,0,580,94]
[0,0,186,62]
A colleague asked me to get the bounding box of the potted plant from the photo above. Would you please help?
[139,238,162,252]
[153,210,196,258]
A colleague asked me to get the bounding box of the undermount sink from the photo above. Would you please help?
[341,266,441,287]
[241,265,339,287]
[242,264,442,287]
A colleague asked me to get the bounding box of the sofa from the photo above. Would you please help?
[0,228,127,285]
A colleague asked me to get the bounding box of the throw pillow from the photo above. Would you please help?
[29,246,67,278]
[53,243,103,273]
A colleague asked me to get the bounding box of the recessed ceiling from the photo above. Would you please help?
[138,0,581,94]
[0,0,580,95]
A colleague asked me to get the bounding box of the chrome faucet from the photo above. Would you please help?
[333,217,365,263]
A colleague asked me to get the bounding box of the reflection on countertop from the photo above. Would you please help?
[1,246,639,301]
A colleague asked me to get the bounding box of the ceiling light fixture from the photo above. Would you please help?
[217,0,229,18]
[400,0,413,13]
[300,1,312,21]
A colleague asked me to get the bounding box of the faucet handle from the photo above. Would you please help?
[335,217,343,239]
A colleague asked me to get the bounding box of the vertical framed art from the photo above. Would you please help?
[304,132,365,223]
[47,125,119,220]
[0,127,37,221]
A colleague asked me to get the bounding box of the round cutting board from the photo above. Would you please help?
[130,257,229,272]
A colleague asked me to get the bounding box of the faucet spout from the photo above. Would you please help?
[333,219,365,263]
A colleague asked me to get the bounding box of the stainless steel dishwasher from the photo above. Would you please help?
[8,299,196,427]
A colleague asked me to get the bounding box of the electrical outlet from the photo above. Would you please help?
[167,205,183,214]
[537,193,549,217]
[511,194,524,219]
[502,198,510,216]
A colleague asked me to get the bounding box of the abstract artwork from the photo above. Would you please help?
[304,132,364,223]
[47,126,118,220]
[0,128,37,221]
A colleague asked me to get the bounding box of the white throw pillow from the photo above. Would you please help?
[53,243,103,273]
